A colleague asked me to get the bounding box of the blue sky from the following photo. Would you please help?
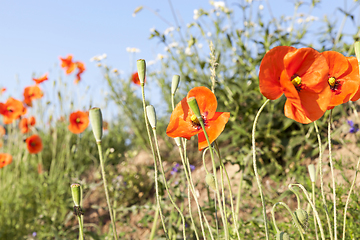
[0,0,359,118]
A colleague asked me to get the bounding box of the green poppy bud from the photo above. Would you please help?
[308,164,316,183]
[294,208,308,231]
[205,174,216,191]
[71,183,82,207]
[146,105,157,129]
[171,75,180,95]
[187,97,201,119]
[89,107,103,142]
[136,59,146,85]
[276,231,290,240]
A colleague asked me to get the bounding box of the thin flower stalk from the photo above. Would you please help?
[152,128,186,240]
[149,205,159,240]
[312,181,319,240]
[252,99,270,240]
[314,121,333,240]
[328,110,337,240]
[342,158,360,240]
[188,186,200,240]
[271,202,305,240]
[289,184,325,240]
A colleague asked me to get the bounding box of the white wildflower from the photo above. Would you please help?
[197,43,203,49]
[157,54,165,60]
[147,60,156,66]
[164,27,175,35]
[207,32,212,37]
[259,4,264,10]
[126,47,140,53]
[193,9,199,20]
[185,47,193,55]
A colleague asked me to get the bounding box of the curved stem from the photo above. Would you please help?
[96,143,118,240]
[289,184,325,240]
[252,99,270,240]
[314,121,333,240]
[342,158,360,240]
[152,129,186,240]
[328,109,337,240]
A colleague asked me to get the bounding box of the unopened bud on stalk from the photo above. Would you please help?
[205,173,216,191]
[71,183,82,207]
[89,107,103,142]
[171,75,180,95]
[187,97,201,119]
[136,59,146,84]
[276,231,290,240]
[294,208,309,231]
[308,164,316,183]
[146,105,157,129]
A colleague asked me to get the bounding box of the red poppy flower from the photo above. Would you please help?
[60,55,76,74]
[0,88,6,94]
[26,134,43,154]
[33,73,48,84]
[0,97,25,124]
[131,72,145,85]
[19,116,36,133]
[74,61,86,84]
[23,85,43,107]
[166,86,230,150]
[259,46,331,124]
[0,153,12,168]
[68,111,89,134]
[320,51,360,109]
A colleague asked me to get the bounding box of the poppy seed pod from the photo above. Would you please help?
[89,107,103,142]
[136,59,146,84]
[205,174,216,191]
[146,105,157,129]
[171,75,180,95]
[294,208,308,231]
[71,183,81,207]
[307,164,316,183]
[187,97,202,119]
[276,231,290,240]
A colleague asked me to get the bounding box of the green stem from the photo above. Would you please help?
[140,83,168,238]
[328,110,337,240]
[290,184,325,240]
[188,186,200,240]
[77,215,84,240]
[96,142,118,240]
[272,202,305,240]
[198,120,228,239]
[314,121,333,240]
[152,129,186,240]
[149,205,159,240]
[312,182,319,240]
[252,99,270,240]
[342,158,360,240]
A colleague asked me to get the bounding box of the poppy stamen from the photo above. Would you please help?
[76,118,81,123]
[328,77,341,91]
[291,74,303,92]
[190,114,201,129]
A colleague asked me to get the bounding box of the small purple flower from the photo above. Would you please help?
[171,163,180,175]
[32,232,37,237]
[347,120,359,133]
[190,165,195,171]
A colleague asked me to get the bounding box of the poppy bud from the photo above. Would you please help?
[146,105,157,129]
[307,164,316,183]
[294,208,308,231]
[171,75,180,95]
[276,231,290,240]
[89,107,103,142]
[187,97,202,119]
[136,59,146,84]
[205,174,216,191]
[71,183,81,207]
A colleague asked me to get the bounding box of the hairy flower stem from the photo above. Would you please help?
[312,182,319,240]
[140,83,168,238]
[198,119,228,239]
[252,99,270,240]
[77,215,84,240]
[342,158,360,240]
[328,110,337,240]
[271,202,305,240]
[314,121,333,240]
[149,205,159,240]
[96,142,118,240]
[290,184,325,240]
[152,129,186,240]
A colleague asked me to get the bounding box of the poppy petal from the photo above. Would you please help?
[322,51,349,78]
[187,86,218,120]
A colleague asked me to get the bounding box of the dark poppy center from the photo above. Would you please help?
[190,114,207,130]
[328,77,341,92]
[30,141,37,147]
[76,118,81,123]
